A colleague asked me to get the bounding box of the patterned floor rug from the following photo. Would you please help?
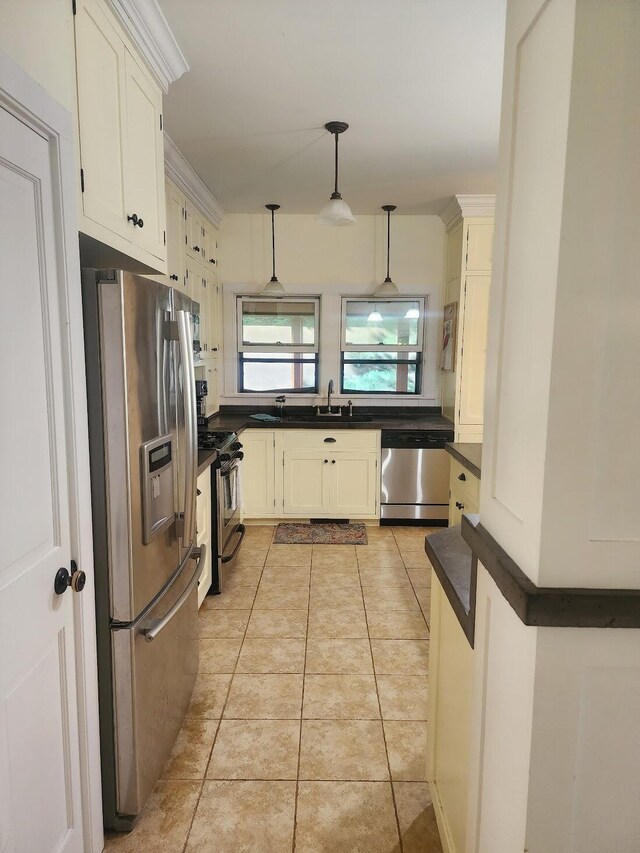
[273,522,368,545]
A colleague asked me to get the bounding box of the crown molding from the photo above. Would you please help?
[106,0,189,94]
[440,194,496,229]
[164,134,225,227]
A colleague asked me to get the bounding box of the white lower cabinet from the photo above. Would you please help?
[243,429,380,519]
[196,468,212,607]
[242,430,276,517]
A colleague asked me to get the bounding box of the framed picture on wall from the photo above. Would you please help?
[440,302,457,371]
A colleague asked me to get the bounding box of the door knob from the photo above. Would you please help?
[54,560,86,595]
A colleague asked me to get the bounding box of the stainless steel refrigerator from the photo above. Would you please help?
[82,270,205,831]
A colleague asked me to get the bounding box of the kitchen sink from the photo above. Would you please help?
[284,413,373,423]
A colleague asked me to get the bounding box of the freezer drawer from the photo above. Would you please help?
[110,553,201,819]
[380,447,450,505]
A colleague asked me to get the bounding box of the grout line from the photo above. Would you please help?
[291,551,312,852]
[356,541,405,853]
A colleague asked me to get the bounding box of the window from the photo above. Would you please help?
[237,297,319,393]
[340,298,425,394]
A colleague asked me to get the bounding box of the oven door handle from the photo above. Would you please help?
[221,524,246,563]
[140,545,205,642]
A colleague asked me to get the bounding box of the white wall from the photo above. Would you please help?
[0,0,77,113]
[217,213,445,408]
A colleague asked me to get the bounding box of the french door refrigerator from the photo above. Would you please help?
[82,270,205,831]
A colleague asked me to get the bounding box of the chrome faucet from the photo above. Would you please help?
[317,379,342,417]
[327,379,334,413]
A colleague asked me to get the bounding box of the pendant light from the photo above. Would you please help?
[367,305,383,322]
[316,121,356,226]
[374,204,399,296]
[260,204,285,295]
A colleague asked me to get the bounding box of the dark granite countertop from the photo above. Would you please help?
[445,442,482,478]
[203,407,455,436]
[197,449,217,476]
[425,523,477,646]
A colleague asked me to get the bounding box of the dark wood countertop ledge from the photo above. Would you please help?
[425,526,477,647]
[461,515,640,629]
[445,442,482,478]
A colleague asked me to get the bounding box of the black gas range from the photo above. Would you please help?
[197,429,238,453]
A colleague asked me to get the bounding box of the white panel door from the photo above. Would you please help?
[0,108,84,853]
[283,451,329,515]
[330,452,378,516]
[123,49,165,258]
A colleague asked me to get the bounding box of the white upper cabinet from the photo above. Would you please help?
[185,200,206,262]
[165,179,186,286]
[75,0,167,269]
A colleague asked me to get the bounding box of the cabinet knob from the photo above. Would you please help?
[331,459,336,464]
[323,437,337,443]
[192,245,200,251]
[458,473,466,481]
[212,347,218,352]
[455,501,464,510]
[127,213,144,228]
[324,459,328,463]
[209,258,216,264]
[170,274,179,281]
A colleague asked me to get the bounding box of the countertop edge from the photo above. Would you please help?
[425,526,476,647]
[445,443,482,478]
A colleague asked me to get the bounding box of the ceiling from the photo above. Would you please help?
[158,0,507,215]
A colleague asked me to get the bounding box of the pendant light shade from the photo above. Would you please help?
[367,308,383,322]
[260,204,285,295]
[374,204,399,295]
[316,121,356,226]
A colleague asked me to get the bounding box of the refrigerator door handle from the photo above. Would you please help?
[176,309,197,545]
[140,545,206,642]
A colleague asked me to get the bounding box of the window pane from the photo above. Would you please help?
[343,351,417,362]
[241,357,317,393]
[342,361,417,393]
[344,300,421,347]
[241,300,316,347]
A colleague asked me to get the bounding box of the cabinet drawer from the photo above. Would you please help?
[450,459,480,504]
[281,429,378,451]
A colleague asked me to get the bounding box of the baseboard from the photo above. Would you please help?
[429,780,457,853]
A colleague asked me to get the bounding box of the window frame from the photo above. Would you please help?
[339,297,426,395]
[236,295,320,394]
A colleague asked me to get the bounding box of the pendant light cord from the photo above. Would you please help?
[271,207,277,281]
[386,208,391,280]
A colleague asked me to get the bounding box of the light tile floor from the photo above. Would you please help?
[105,525,443,853]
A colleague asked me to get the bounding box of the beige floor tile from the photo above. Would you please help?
[310,584,364,609]
[308,607,368,639]
[207,719,300,780]
[311,573,361,589]
[161,718,218,780]
[311,563,360,580]
[202,586,256,609]
[295,781,400,853]
[198,609,251,638]
[243,525,275,541]
[246,609,307,638]
[199,638,242,673]
[366,610,429,639]
[371,640,430,675]
[299,720,389,780]
[305,639,373,674]
[260,564,311,584]
[311,544,357,558]
[224,674,303,719]
[413,587,432,620]
[393,782,443,853]
[254,583,309,610]
[357,552,404,569]
[361,527,397,540]
[357,566,410,585]
[188,673,231,719]
[312,552,358,570]
[225,563,263,584]
[186,780,296,853]
[406,565,433,584]
[303,674,380,719]
[265,544,313,567]
[384,721,428,781]
[236,638,305,673]
[233,546,269,567]
[362,583,421,612]
[104,780,200,852]
[377,676,429,721]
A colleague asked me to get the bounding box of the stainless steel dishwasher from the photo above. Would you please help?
[380,429,454,523]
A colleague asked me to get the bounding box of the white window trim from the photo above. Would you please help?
[237,295,320,353]
[340,297,426,353]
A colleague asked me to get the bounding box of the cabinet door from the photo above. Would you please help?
[465,222,494,272]
[204,220,218,269]
[446,221,464,282]
[185,201,205,262]
[205,272,221,356]
[196,469,212,607]
[283,451,330,515]
[184,258,203,302]
[448,482,478,526]
[243,431,276,517]
[330,452,378,516]
[123,50,165,258]
[165,180,185,286]
[75,0,128,239]
[458,274,491,426]
[204,359,220,417]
